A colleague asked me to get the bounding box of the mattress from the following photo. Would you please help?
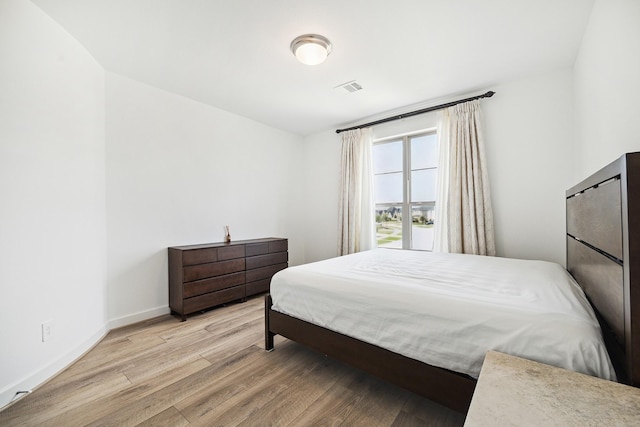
[270,249,615,380]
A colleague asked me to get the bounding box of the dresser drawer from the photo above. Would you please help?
[246,278,270,296]
[183,285,245,313]
[246,263,287,282]
[182,248,217,266]
[246,239,287,256]
[183,258,245,282]
[269,239,288,253]
[217,245,246,260]
[246,252,288,270]
[247,243,268,257]
[183,272,245,298]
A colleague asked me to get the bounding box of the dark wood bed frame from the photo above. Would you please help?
[264,152,640,414]
[566,152,640,387]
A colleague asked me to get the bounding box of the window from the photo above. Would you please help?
[373,131,438,250]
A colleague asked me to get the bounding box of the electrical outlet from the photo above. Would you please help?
[41,320,52,342]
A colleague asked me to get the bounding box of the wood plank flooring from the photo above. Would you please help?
[0,296,465,426]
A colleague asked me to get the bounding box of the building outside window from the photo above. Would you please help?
[373,131,437,250]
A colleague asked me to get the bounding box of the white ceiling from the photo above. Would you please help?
[31,0,595,136]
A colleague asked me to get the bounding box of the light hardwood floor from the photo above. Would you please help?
[0,296,465,426]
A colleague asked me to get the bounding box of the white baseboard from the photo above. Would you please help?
[0,326,109,411]
[107,305,171,330]
[0,305,171,411]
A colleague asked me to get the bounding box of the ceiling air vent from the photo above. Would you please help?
[334,80,363,93]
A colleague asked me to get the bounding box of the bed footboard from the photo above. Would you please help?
[264,293,476,413]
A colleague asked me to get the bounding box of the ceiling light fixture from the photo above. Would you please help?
[290,34,332,66]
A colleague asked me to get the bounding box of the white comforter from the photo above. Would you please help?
[270,249,615,380]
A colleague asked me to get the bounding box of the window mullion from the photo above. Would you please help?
[403,136,411,250]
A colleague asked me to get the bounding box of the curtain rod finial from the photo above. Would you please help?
[485,91,495,97]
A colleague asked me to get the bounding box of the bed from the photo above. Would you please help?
[264,152,640,413]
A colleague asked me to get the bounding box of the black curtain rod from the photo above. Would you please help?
[335,90,495,134]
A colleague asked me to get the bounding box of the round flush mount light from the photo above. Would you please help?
[290,34,332,66]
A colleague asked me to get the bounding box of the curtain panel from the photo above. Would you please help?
[435,100,495,256]
[338,128,375,255]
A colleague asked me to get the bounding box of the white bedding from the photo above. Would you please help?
[270,249,615,380]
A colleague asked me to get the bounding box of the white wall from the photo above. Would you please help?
[0,0,107,408]
[302,70,574,266]
[573,0,640,178]
[105,73,305,325]
[0,2,306,407]
[301,130,341,262]
[484,69,574,265]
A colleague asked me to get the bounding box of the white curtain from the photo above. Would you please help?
[338,128,375,255]
[433,112,450,252]
[434,100,495,256]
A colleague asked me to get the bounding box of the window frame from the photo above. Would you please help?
[373,129,437,250]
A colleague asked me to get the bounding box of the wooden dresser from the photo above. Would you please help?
[168,238,287,320]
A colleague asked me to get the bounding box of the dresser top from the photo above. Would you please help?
[464,351,640,426]
[169,237,286,251]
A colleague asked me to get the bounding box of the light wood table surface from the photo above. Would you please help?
[464,351,640,426]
